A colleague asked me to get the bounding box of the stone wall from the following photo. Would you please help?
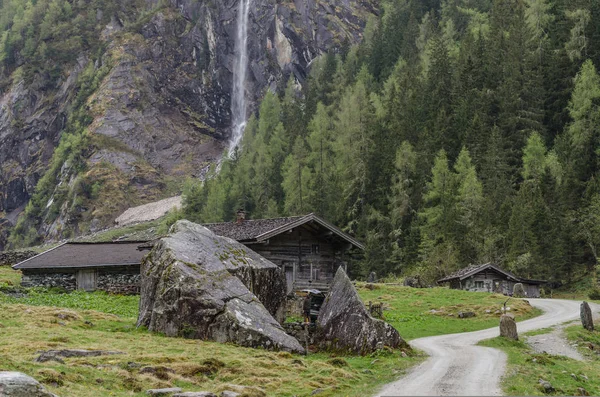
[97,269,140,295]
[21,271,76,290]
[282,322,316,345]
[21,266,140,295]
[0,250,37,266]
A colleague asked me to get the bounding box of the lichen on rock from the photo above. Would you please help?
[137,220,303,353]
[316,267,408,355]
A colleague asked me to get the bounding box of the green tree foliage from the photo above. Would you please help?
[176,0,600,284]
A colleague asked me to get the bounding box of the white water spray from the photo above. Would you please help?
[228,0,251,154]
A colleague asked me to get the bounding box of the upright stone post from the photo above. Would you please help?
[512,283,526,298]
[499,315,518,340]
[580,301,594,332]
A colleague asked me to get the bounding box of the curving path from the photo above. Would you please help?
[376,299,599,396]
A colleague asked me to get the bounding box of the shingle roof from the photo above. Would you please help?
[204,215,306,241]
[204,213,364,250]
[437,263,521,284]
[12,241,148,270]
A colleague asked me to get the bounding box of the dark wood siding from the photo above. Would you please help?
[246,224,348,291]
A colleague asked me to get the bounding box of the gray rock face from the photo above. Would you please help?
[580,301,594,331]
[317,267,407,354]
[499,315,518,340]
[0,372,58,397]
[137,220,303,353]
[513,283,526,298]
[0,0,377,243]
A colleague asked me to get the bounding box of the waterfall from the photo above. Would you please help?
[228,0,251,154]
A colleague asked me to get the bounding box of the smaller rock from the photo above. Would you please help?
[458,311,476,319]
[367,272,377,283]
[513,283,526,298]
[570,373,577,380]
[580,301,594,331]
[499,315,518,340]
[485,310,491,314]
[220,392,240,397]
[401,351,408,358]
[146,388,183,396]
[538,379,554,394]
[362,369,373,374]
[36,349,123,363]
[0,372,58,397]
[172,393,217,397]
[311,389,324,395]
[576,387,590,396]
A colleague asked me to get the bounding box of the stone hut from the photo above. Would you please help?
[12,241,149,294]
[205,213,364,293]
[437,263,546,298]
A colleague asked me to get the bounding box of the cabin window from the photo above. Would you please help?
[474,281,484,289]
[312,244,320,254]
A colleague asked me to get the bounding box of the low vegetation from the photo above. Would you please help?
[0,269,543,396]
[479,327,600,396]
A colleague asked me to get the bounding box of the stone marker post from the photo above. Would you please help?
[499,314,518,340]
[580,301,594,332]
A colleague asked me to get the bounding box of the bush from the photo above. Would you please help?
[589,289,600,301]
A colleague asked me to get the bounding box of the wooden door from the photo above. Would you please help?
[284,263,295,294]
[76,269,97,291]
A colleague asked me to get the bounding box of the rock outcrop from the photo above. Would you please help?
[499,315,518,340]
[513,283,526,298]
[0,0,377,243]
[317,267,407,354]
[137,220,302,353]
[580,301,594,331]
[0,372,58,397]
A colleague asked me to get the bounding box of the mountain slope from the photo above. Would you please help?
[0,0,377,249]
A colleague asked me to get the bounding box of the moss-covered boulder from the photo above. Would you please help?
[317,267,408,354]
[137,220,303,353]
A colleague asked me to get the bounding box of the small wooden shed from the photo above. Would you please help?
[437,263,546,298]
[12,241,150,294]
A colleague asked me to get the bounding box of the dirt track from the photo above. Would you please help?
[376,299,599,396]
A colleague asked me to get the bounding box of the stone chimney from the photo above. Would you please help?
[236,209,246,224]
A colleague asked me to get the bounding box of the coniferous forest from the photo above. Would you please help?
[183,0,600,286]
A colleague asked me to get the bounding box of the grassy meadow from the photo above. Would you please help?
[0,266,540,396]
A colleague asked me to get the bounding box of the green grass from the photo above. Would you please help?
[0,271,542,396]
[0,302,422,397]
[356,283,540,340]
[479,335,600,396]
[0,266,22,288]
[0,289,139,317]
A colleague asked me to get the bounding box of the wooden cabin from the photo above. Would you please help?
[205,213,364,293]
[437,263,546,298]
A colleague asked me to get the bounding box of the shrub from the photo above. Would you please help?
[589,289,600,301]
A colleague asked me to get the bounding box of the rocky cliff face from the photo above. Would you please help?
[0,0,377,248]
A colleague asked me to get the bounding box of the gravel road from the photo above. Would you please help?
[376,299,599,396]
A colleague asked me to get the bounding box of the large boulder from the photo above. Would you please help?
[0,372,58,397]
[581,301,594,332]
[317,267,408,354]
[499,315,518,340]
[137,220,303,353]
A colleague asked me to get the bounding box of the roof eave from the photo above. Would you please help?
[12,242,68,270]
[17,262,141,270]
[254,213,365,250]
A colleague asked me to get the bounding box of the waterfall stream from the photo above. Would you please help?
[228,0,251,154]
